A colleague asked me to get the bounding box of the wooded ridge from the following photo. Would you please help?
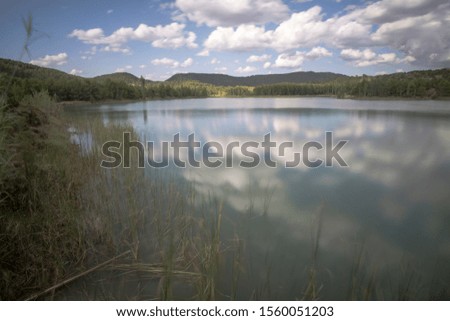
[1,58,449,104]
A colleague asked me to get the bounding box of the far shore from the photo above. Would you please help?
[59,95,450,108]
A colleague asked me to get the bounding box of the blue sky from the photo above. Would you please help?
[1,0,449,80]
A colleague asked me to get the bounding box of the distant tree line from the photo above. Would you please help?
[1,58,449,105]
[254,71,450,98]
[166,71,344,86]
[0,76,222,106]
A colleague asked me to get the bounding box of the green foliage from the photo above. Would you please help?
[0,91,85,299]
[93,72,153,85]
[1,58,449,103]
[254,69,450,98]
[224,86,253,96]
[166,71,348,86]
[0,59,218,103]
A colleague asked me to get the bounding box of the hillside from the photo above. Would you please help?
[0,58,216,103]
[166,71,348,86]
[93,72,153,84]
[0,58,448,102]
[0,59,152,85]
[93,72,139,82]
[0,58,80,81]
[0,58,147,103]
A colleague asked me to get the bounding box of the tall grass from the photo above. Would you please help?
[302,202,324,300]
[0,91,86,300]
[50,115,230,300]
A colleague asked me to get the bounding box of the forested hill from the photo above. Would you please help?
[166,71,348,86]
[94,72,139,82]
[0,58,80,81]
[0,58,151,84]
[1,58,449,103]
[93,72,153,84]
[0,58,150,103]
[0,58,220,104]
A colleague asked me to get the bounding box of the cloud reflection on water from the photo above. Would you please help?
[67,97,450,299]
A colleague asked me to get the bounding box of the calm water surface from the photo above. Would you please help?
[66,97,450,300]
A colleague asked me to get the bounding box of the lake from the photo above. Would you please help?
[65,97,450,300]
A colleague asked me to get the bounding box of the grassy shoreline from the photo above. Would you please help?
[0,92,88,299]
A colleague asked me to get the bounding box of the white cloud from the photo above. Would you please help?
[152,30,197,49]
[247,54,271,63]
[115,65,132,72]
[180,57,194,67]
[271,6,332,49]
[69,22,197,53]
[67,0,449,69]
[69,69,83,75]
[201,2,450,68]
[101,45,131,54]
[272,47,332,69]
[139,64,147,69]
[340,48,377,61]
[273,52,305,69]
[204,24,273,52]
[203,6,370,52]
[235,65,257,74]
[70,28,104,43]
[338,0,450,65]
[210,58,220,64]
[30,53,68,67]
[151,57,194,68]
[263,61,271,69]
[305,46,332,59]
[151,58,180,68]
[214,66,228,73]
[171,12,188,23]
[340,48,415,67]
[196,49,210,56]
[356,0,448,24]
[175,0,289,27]
[107,9,113,14]
[369,5,450,66]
